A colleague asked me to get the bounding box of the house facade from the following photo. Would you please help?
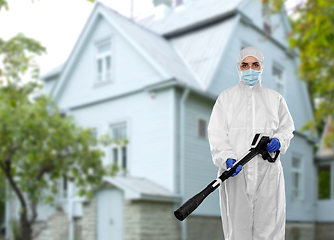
[5,0,328,239]
[313,115,334,240]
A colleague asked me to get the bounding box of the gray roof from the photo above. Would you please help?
[137,0,243,36]
[103,176,181,202]
[315,116,334,159]
[41,0,245,94]
[100,2,204,91]
[170,14,237,90]
[40,63,65,81]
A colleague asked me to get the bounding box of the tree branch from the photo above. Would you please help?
[29,200,38,225]
[0,157,29,224]
[36,162,54,181]
[0,143,30,226]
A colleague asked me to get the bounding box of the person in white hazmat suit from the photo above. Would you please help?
[207,46,295,240]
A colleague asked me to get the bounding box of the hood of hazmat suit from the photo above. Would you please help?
[207,46,295,240]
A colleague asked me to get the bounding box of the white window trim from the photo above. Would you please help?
[291,153,304,202]
[110,122,128,173]
[317,162,334,200]
[58,176,67,200]
[272,63,285,96]
[95,38,113,84]
[89,127,99,151]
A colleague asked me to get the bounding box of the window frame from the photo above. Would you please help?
[291,154,304,202]
[89,127,98,150]
[317,162,333,200]
[110,122,128,173]
[272,63,285,97]
[95,38,113,84]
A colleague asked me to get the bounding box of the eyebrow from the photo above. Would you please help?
[242,61,259,64]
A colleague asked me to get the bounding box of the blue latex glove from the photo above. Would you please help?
[266,138,281,153]
[226,158,242,177]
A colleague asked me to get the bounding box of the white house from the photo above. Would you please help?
[6,0,329,239]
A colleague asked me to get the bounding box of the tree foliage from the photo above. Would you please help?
[0,31,126,239]
[0,32,125,240]
[263,0,334,149]
[0,1,126,240]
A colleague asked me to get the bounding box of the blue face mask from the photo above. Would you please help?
[241,69,261,86]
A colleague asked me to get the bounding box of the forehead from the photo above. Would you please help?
[242,56,259,62]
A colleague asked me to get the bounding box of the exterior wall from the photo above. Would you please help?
[182,91,221,216]
[31,210,69,240]
[81,198,97,240]
[124,200,180,240]
[314,222,334,240]
[186,215,224,240]
[71,88,175,193]
[285,221,315,240]
[285,135,316,221]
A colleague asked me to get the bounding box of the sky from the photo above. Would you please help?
[0,0,301,82]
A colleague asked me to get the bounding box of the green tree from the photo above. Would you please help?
[0,33,126,240]
[0,3,127,240]
[263,0,334,149]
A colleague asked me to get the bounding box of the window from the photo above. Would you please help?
[60,112,66,118]
[91,128,97,138]
[317,165,331,200]
[111,123,127,171]
[89,127,98,149]
[96,39,112,82]
[198,118,207,139]
[291,155,303,201]
[273,65,284,96]
[60,176,67,199]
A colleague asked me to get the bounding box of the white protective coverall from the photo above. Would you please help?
[207,46,295,240]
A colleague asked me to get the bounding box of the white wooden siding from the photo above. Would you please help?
[71,88,175,193]
[57,16,163,108]
[183,93,221,216]
[285,134,316,221]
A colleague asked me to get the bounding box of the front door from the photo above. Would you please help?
[97,187,123,240]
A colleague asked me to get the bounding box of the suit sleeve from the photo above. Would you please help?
[207,92,237,170]
[272,95,295,154]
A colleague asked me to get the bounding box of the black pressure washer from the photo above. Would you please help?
[174,133,280,221]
